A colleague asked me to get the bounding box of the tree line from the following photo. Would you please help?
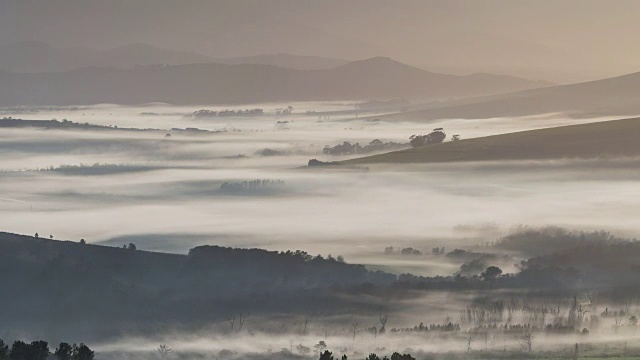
[0,339,94,360]
[319,350,415,360]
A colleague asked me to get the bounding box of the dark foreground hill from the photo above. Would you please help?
[0,232,396,340]
[0,57,549,106]
[341,117,640,164]
[3,229,640,341]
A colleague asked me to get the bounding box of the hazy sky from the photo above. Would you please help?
[1,0,639,82]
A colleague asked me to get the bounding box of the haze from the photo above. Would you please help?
[2,0,640,82]
[2,2,640,360]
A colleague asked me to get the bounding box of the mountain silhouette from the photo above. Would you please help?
[0,55,550,106]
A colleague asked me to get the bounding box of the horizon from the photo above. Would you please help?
[1,0,640,83]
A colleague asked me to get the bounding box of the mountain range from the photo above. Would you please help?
[383,71,640,121]
[0,52,551,106]
[0,41,350,73]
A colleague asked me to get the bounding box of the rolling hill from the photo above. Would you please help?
[340,117,640,164]
[0,56,550,106]
[0,231,396,339]
[212,53,349,70]
[382,70,640,121]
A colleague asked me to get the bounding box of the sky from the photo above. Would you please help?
[1,0,639,82]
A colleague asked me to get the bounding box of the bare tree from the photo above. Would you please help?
[228,313,248,333]
[157,344,172,359]
[350,322,359,344]
[519,330,534,352]
[379,314,389,334]
[237,312,247,332]
[314,341,327,356]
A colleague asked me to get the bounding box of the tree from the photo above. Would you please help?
[72,344,94,360]
[379,314,389,334]
[30,341,49,360]
[319,350,333,360]
[519,330,533,352]
[367,354,381,360]
[350,322,358,344]
[157,344,172,359]
[409,129,447,148]
[0,339,8,360]
[296,344,310,355]
[9,341,29,360]
[55,343,73,360]
[227,313,247,333]
[54,343,74,360]
[314,341,327,356]
[10,341,48,360]
[391,353,415,360]
[481,266,503,281]
[127,243,137,250]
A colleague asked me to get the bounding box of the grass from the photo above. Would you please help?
[340,117,640,165]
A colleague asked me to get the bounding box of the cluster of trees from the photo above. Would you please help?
[0,117,167,132]
[384,246,447,256]
[308,159,341,166]
[276,106,294,116]
[0,118,105,130]
[189,108,265,118]
[255,148,287,156]
[321,129,461,156]
[383,246,423,255]
[390,322,461,333]
[318,351,414,360]
[494,227,622,257]
[409,128,447,147]
[322,139,407,156]
[0,339,93,360]
[218,179,286,194]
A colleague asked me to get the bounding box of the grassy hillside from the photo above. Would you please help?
[341,117,640,164]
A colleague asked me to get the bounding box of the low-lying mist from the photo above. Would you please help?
[1,104,638,268]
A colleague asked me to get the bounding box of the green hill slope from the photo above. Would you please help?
[341,117,640,164]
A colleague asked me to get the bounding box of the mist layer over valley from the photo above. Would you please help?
[2,102,640,359]
[1,105,632,261]
[4,2,640,358]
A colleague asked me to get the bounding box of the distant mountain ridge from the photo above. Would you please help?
[382,70,640,120]
[0,41,349,73]
[211,53,349,70]
[0,55,551,106]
